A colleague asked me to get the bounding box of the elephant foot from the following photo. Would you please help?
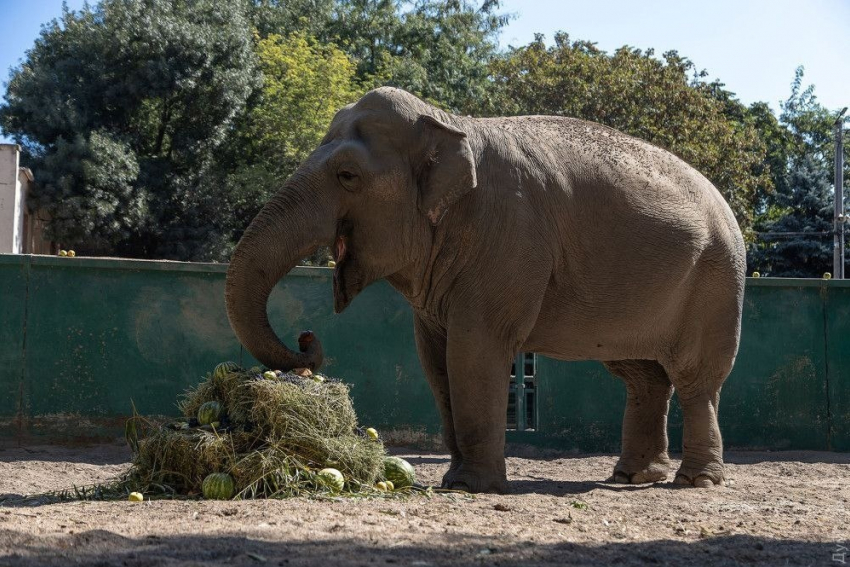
[673,463,725,488]
[610,454,670,484]
[441,464,508,494]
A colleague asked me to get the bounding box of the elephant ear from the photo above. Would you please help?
[415,114,477,226]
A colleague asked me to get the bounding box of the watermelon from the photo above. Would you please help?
[383,457,416,488]
[202,472,235,500]
[318,468,344,491]
[213,361,240,380]
[197,401,222,425]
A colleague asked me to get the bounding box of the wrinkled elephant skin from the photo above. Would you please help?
[225,88,746,493]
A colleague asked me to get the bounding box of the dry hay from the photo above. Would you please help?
[126,365,386,498]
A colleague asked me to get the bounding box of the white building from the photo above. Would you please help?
[0,143,54,254]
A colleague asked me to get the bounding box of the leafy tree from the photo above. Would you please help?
[0,0,258,259]
[487,33,771,232]
[250,0,336,39]
[307,0,508,113]
[748,68,849,276]
[215,32,362,265]
[250,32,362,175]
[367,0,507,113]
[748,156,835,277]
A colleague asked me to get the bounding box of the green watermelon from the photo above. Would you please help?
[213,361,240,380]
[202,472,235,500]
[197,401,222,425]
[318,468,345,491]
[383,457,416,488]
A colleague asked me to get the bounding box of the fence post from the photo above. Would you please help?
[835,108,846,279]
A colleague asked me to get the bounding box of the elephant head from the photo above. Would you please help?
[225,88,477,371]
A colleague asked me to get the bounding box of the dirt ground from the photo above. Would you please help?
[0,444,846,566]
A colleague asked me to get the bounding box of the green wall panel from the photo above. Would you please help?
[826,285,850,450]
[720,284,830,450]
[0,256,28,439]
[22,257,240,440]
[0,254,847,451]
[535,359,626,452]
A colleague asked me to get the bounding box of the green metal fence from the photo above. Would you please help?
[0,254,847,451]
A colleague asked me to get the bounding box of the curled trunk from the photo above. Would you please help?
[225,180,334,371]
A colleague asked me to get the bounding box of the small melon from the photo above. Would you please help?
[128,492,144,502]
[366,427,379,441]
[213,361,240,380]
[318,468,344,491]
[197,401,222,425]
[202,472,235,500]
[383,456,416,488]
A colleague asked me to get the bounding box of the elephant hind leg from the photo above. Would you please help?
[663,353,729,487]
[604,359,674,484]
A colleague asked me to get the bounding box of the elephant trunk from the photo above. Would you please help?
[225,176,334,371]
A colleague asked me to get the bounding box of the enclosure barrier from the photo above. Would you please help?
[0,254,847,451]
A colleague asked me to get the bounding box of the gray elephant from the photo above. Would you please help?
[225,87,745,493]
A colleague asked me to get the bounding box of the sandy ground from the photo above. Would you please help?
[0,444,847,566]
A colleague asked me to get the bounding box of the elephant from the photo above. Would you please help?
[225,87,746,493]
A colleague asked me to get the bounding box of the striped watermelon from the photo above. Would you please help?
[383,457,415,488]
[202,472,235,500]
[197,401,222,425]
[213,361,240,380]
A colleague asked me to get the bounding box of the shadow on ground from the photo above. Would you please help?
[0,528,834,566]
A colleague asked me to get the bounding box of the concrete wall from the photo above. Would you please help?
[0,253,848,452]
[0,144,24,254]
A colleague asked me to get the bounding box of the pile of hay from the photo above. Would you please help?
[126,364,386,498]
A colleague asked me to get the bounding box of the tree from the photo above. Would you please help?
[367,0,507,113]
[303,0,509,113]
[0,0,258,259]
[747,68,849,276]
[487,34,771,232]
[748,156,835,277]
[250,32,362,175]
[214,32,362,265]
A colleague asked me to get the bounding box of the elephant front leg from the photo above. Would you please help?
[441,326,513,494]
[413,315,462,475]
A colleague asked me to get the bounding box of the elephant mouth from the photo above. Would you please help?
[332,232,354,313]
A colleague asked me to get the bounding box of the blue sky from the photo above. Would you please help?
[1,0,847,144]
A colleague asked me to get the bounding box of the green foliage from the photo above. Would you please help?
[748,68,849,277]
[329,0,507,113]
[25,131,142,253]
[748,157,835,277]
[2,1,843,276]
[251,32,362,173]
[488,33,771,232]
[1,0,258,260]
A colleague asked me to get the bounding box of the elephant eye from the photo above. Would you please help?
[337,169,360,191]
